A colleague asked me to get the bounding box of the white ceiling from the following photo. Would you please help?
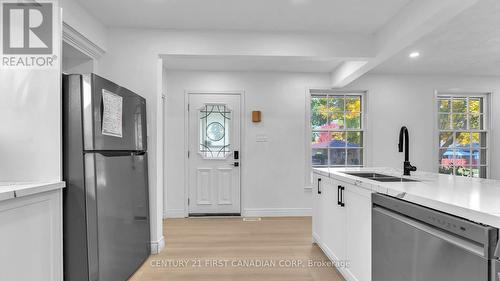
[75,0,410,33]
[162,55,343,73]
[372,0,500,76]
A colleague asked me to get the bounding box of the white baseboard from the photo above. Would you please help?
[163,208,312,218]
[150,236,165,255]
[243,208,312,217]
[164,208,185,218]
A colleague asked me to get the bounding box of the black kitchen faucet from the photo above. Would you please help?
[398,126,417,176]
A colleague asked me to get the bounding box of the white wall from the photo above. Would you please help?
[164,70,330,217]
[62,58,93,74]
[344,74,500,179]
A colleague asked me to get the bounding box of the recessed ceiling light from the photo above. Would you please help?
[409,52,420,59]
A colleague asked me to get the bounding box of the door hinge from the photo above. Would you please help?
[187,150,190,158]
[187,104,190,111]
[188,198,190,205]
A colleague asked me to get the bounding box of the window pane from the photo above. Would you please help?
[312,131,330,148]
[469,114,483,130]
[346,131,363,147]
[472,132,487,147]
[328,112,345,129]
[439,165,454,175]
[346,149,363,166]
[439,114,451,130]
[438,99,451,113]
[471,166,481,178]
[345,113,361,129]
[329,149,346,166]
[456,150,472,166]
[311,97,328,129]
[328,96,344,112]
[469,98,483,114]
[472,166,487,178]
[199,104,231,159]
[455,166,472,177]
[452,113,467,130]
[439,148,454,167]
[452,98,467,113]
[455,132,471,148]
[439,132,453,148]
[312,148,328,166]
[329,132,346,147]
[475,149,487,165]
[345,96,361,112]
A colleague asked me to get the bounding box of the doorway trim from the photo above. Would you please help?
[183,91,246,217]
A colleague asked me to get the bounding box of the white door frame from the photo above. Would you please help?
[184,91,245,217]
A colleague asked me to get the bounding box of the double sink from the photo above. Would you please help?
[343,172,419,182]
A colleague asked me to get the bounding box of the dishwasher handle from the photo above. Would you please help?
[373,206,487,258]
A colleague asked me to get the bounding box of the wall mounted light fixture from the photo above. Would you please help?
[252,111,261,123]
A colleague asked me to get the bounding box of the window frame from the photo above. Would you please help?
[435,92,491,178]
[307,90,367,171]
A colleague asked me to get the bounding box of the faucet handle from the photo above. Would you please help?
[403,161,417,176]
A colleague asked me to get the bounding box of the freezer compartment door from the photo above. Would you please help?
[82,74,147,151]
[372,207,488,281]
[85,152,150,281]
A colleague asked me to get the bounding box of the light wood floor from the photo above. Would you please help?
[129,217,345,281]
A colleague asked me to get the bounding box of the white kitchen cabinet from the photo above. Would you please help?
[0,188,63,281]
[312,173,322,242]
[323,177,346,262]
[344,182,372,281]
[312,171,372,281]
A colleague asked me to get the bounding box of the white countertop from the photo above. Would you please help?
[0,181,65,202]
[313,167,500,228]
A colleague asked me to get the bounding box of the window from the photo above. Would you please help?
[437,94,489,178]
[199,104,231,159]
[310,93,364,167]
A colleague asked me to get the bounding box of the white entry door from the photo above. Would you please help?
[188,93,241,215]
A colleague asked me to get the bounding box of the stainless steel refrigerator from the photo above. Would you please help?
[62,74,150,281]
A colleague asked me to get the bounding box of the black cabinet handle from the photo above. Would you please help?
[317,178,322,194]
[339,186,345,207]
[337,185,341,206]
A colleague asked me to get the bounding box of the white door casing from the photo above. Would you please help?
[188,93,241,215]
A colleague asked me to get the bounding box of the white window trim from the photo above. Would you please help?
[434,91,492,178]
[304,89,367,189]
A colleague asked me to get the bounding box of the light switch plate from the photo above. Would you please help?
[256,135,268,142]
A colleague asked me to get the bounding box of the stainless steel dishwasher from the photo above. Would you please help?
[372,193,500,281]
